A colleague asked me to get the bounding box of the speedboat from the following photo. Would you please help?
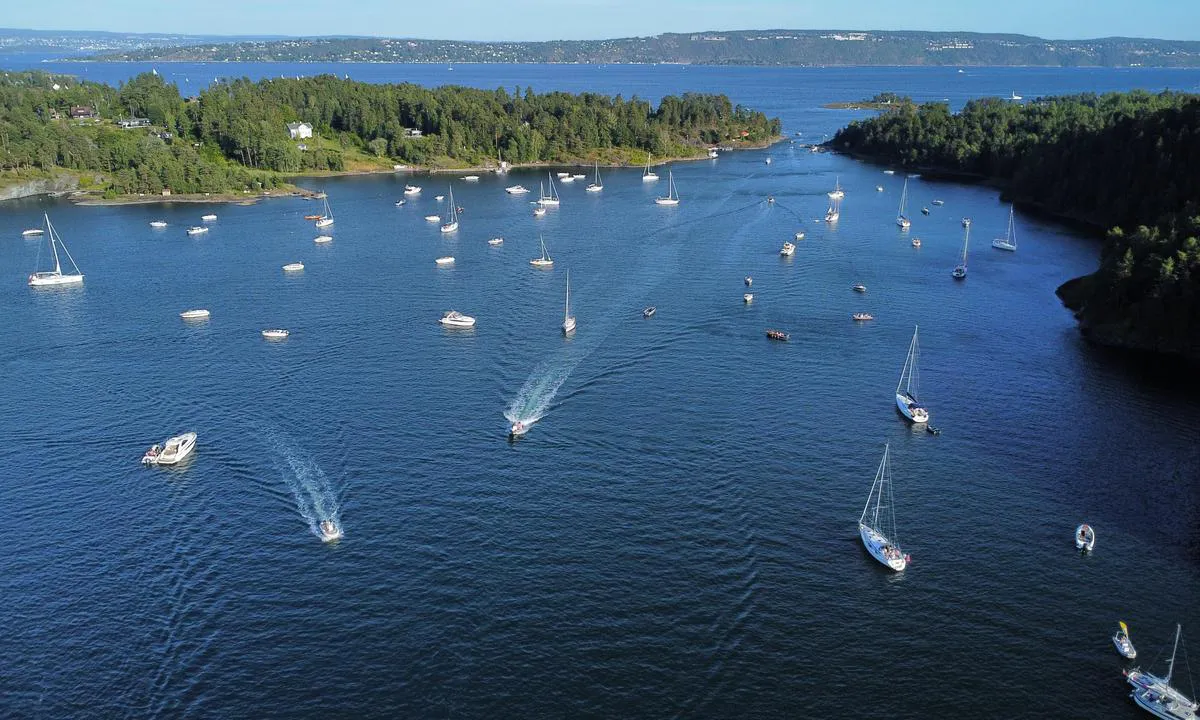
[424,215,441,222]
[313,235,332,244]
[435,195,444,201]
[876,185,884,192]
[180,309,211,320]
[439,310,476,328]
[435,256,455,265]
[488,237,504,246]
[510,420,530,437]
[393,200,406,206]
[404,185,421,195]
[150,221,168,228]
[795,231,805,240]
[745,276,753,286]
[932,199,945,206]
[201,214,217,221]
[921,207,930,215]
[952,265,966,279]
[1114,621,1137,660]
[560,175,575,183]
[962,217,972,227]
[556,172,570,178]
[262,329,290,340]
[21,227,44,236]
[743,293,754,303]
[505,185,529,194]
[1075,524,1095,552]
[853,313,874,321]
[912,237,922,248]
[142,432,197,466]
[186,226,208,235]
[765,329,789,341]
[282,262,304,272]
[319,520,343,542]
[464,175,479,181]
[780,242,796,256]
[643,306,656,318]
[852,283,867,293]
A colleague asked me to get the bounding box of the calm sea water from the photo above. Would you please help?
[1,62,1199,719]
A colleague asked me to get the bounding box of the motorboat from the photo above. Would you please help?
[643,306,656,318]
[556,172,570,179]
[764,157,772,165]
[559,175,575,183]
[745,276,753,286]
[571,173,586,180]
[27,214,85,287]
[767,196,775,204]
[932,199,945,206]
[642,153,658,182]
[314,235,332,244]
[743,293,754,303]
[505,185,529,194]
[393,200,405,206]
[488,237,504,246]
[962,217,972,228]
[1075,524,1095,552]
[262,329,290,340]
[883,170,895,175]
[180,309,211,320]
[852,283,867,293]
[708,148,719,159]
[142,432,197,466]
[319,520,343,542]
[896,325,930,424]
[21,227,44,236]
[912,237,922,248]
[1114,621,1138,660]
[654,171,680,205]
[425,215,441,222]
[404,185,421,195]
[992,204,1018,251]
[921,207,931,215]
[859,443,909,572]
[853,313,874,321]
[150,221,168,228]
[876,185,884,192]
[439,310,476,328]
[530,236,553,268]
[201,214,217,221]
[463,175,480,182]
[283,262,304,272]
[435,195,445,201]
[795,231,805,240]
[186,225,209,236]
[562,270,576,335]
[510,420,530,437]
[765,329,789,341]
[435,256,455,265]
[780,242,796,256]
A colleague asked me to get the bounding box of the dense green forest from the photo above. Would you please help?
[832,91,1200,360]
[0,70,779,196]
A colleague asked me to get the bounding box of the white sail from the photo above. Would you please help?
[896,178,911,229]
[440,185,459,233]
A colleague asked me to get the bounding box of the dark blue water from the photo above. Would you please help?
[2,62,1199,718]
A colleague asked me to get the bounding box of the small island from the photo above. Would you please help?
[831,90,1200,362]
[0,71,781,203]
[823,92,912,111]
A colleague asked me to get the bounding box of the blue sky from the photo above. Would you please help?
[10,0,1200,42]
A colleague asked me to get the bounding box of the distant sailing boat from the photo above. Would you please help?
[314,195,334,228]
[530,235,554,268]
[859,443,910,572]
[825,196,841,223]
[895,325,929,424]
[953,224,970,279]
[562,270,577,335]
[827,176,845,200]
[654,170,680,205]
[642,153,659,182]
[537,173,560,206]
[896,177,911,229]
[992,204,1017,251]
[27,213,84,287]
[586,161,603,192]
[440,185,459,233]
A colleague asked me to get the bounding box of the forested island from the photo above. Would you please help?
[832,91,1200,362]
[0,70,779,199]
[87,30,1200,68]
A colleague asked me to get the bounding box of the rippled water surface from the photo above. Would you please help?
[1,63,1199,718]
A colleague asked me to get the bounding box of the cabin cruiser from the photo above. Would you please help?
[488,237,504,246]
[313,235,332,243]
[180,309,211,320]
[186,226,208,235]
[404,185,421,195]
[505,185,529,194]
[142,432,197,466]
[780,242,796,256]
[262,329,290,339]
[439,310,476,328]
[282,262,304,272]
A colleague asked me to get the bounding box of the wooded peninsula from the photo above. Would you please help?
[0,71,780,198]
[832,91,1200,361]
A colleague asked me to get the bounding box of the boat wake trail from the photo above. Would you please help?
[265,430,342,540]
[503,354,584,428]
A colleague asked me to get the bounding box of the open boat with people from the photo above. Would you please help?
[1076,523,1095,552]
[1115,622,1138,660]
[765,329,789,341]
[853,313,874,321]
[992,204,1018,251]
[404,185,421,195]
[505,185,529,194]
[262,329,290,340]
[142,432,197,466]
[643,306,656,318]
[859,443,910,572]
[780,241,796,256]
[530,236,554,268]
[439,310,476,328]
[319,520,343,542]
[1125,624,1197,720]
[896,325,929,424]
[510,420,530,437]
[27,214,85,287]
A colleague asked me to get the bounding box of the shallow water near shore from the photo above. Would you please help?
[1,62,1199,718]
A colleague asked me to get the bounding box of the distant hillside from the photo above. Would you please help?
[84,30,1200,67]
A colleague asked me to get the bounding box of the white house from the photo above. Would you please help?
[287,122,313,140]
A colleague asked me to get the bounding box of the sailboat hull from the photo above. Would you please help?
[29,272,84,287]
[859,523,907,571]
[562,318,576,334]
[992,240,1016,251]
[896,392,929,423]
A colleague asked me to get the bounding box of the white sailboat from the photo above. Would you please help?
[827,176,845,200]
[440,185,459,233]
[953,224,970,279]
[586,162,603,192]
[859,443,909,572]
[654,171,680,205]
[314,196,334,228]
[1126,624,1197,720]
[530,236,554,268]
[895,325,929,424]
[562,270,576,335]
[896,178,911,229]
[27,214,84,287]
[992,204,1018,251]
[537,174,560,206]
[825,196,841,223]
[642,153,658,182]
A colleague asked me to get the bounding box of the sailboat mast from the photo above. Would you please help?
[564,271,570,320]
[962,225,971,264]
[1168,623,1181,685]
[47,214,63,274]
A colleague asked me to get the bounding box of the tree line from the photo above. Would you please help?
[832,91,1200,360]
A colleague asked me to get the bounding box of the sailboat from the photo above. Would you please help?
[440,185,459,233]
[530,236,554,268]
[1126,624,1197,719]
[27,214,84,287]
[562,271,576,335]
[825,196,841,223]
[586,161,603,192]
[895,325,929,424]
[952,224,970,279]
[827,176,845,200]
[859,443,910,572]
[537,174,560,206]
[654,171,680,205]
[992,204,1018,251]
[642,153,658,182]
[896,178,911,229]
[314,196,334,228]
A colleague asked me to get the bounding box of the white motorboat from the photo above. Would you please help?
[556,172,570,179]
[314,235,332,244]
[314,197,334,228]
[142,432,197,466]
[505,185,529,194]
[562,270,576,335]
[852,283,866,293]
[283,262,304,272]
[27,214,85,287]
[319,519,343,542]
[424,215,441,222]
[586,162,603,192]
[463,175,480,181]
[962,217,972,228]
[642,153,658,182]
[992,204,1018,251]
[533,206,546,217]
[440,185,459,233]
[530,236,554,268]
[708,148,719,159]
[571,173,586,180]
[394,199,406,206]
[435,256,455,265]
[435,194,445,201]
[952,224,970,279]
[780,241,796,256]
[876,185,884,192]
[912,237,922,248]
[186,226,208,236]
[150,221,168,228]
[560,175,575,183]
[404,185,422,195]
[859,443,909,572]
[883,170,895,175]
[262,329,290,340]
[1126,625,1197,720]
[932,199,945,206]
[537,175,560,206]
[745,276,753,286]
[853,313,874,322]
[896,177,911,229]
[439,310,476,328]
[510,420,530,437]
[1075,523,1095,552]
[827,176,845,200]
[488,237,504,246]
[795,231,805,240]
[1115,622,1138,660]
[743,293,754,303]
[21,227,44,236]
[180,309,210,320]
[643,306,656,318]
[764,157,772,165]
[896,325,929,424]
[201,214,217,221]
[654,171,680,206]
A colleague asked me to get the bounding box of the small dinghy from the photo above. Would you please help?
[1113,621,1137,659]
[435,256,455,266]
[642,306,656,318]
[424,215,441,222]
[1075,523,1095,552]
[262,329,290,340]
[765,329,789,341]
[743,293,754,303]
[319,520,343,542]
[745,276,753,286]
